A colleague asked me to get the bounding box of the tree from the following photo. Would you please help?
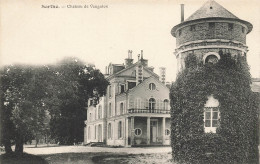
[0,65,49,153]
[46,57,108,145]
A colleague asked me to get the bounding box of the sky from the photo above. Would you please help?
[1,0,259,82]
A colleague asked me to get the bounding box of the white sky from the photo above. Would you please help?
[1,0,259,82]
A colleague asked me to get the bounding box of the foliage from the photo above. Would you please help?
[0,65,50,153]
[45,57,109,145]
[0,57,109,152]
[170,52,259,164]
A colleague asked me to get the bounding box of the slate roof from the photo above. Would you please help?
[171,0,253,37]
[185,0,238,21]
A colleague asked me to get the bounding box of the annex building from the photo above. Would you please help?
[84,51,171,146]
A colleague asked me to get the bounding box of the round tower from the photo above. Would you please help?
[171,0,253,72]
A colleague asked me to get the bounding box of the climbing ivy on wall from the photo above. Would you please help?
[170,51,259,164]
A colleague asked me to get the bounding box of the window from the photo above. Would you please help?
[120,84,125,93]
[204,107,219,133]
[118,121,122,138]
[242,27,245,33]
[149,83,156,90]
[135,128,142,136]
[108,85,112,98]
[228,23,233,31]
[108,123,112,139]
[89,113,92,121]
[109,103,112,117]
[120,103,124,115]
[98,105,102,119]
[190,25,196,31]
[205,55,219,64]
[128,81,136,90]
[88,126,91,139]
[165,129,170,136]
[149,98,156,110]
[179,29,182,36]
[95,125,97,139]
[209,22,215,29]
[163,99,169,110]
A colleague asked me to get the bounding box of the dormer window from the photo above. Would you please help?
[120,84,125,93]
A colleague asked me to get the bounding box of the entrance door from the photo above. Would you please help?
[150,120,158,143]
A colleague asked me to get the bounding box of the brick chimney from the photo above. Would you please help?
[125,50,134,67]
[181,4,184,22]
[159,67,166,84]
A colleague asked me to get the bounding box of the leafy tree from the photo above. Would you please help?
[0,65,49,153]
[46,57,108,145]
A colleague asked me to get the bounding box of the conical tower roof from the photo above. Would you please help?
[185,0,238,21]
[171,0,252,37]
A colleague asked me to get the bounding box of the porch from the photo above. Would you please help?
[127,116,171,146]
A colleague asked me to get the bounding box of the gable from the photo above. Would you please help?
[128,76,169,99]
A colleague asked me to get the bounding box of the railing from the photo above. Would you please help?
[128,108,170,114]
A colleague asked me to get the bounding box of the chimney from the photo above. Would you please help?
[140,50,148,67]
[136,63,143,84]
[125,50,134,67]
[159,67,166,84]
[181,4,184,22]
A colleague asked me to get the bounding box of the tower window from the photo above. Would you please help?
[179,29,182,36]
[228,23,233,31]
[242,27,245,33]
[205,55,219,64]
[190,25,196,31]
[209,22,215,29]
[204,107,220,133]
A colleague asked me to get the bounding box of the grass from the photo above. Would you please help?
[0,152,48,164]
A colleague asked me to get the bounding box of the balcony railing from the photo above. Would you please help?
[128,108,170,114]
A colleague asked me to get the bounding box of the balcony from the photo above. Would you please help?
[128,108,170,114]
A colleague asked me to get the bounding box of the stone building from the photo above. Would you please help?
[172,0,252,73]
[84,51,171,146]
[171,0,253,133]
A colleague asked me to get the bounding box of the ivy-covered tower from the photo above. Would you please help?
[171,0,252,72]
[170,1,259,163]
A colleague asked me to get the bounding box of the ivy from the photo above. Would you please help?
[170,51,259,164]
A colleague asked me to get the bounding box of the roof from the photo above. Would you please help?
[185,0,238,21]
[171,0,253,37]
[106,61,159,80]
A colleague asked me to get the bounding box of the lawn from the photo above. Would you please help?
[0,152,173,164]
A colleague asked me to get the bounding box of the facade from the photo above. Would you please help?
[84,51,171,146]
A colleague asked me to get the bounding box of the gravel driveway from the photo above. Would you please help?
[24,145,172,155]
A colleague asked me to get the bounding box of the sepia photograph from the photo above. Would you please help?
[0,0,260,163]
